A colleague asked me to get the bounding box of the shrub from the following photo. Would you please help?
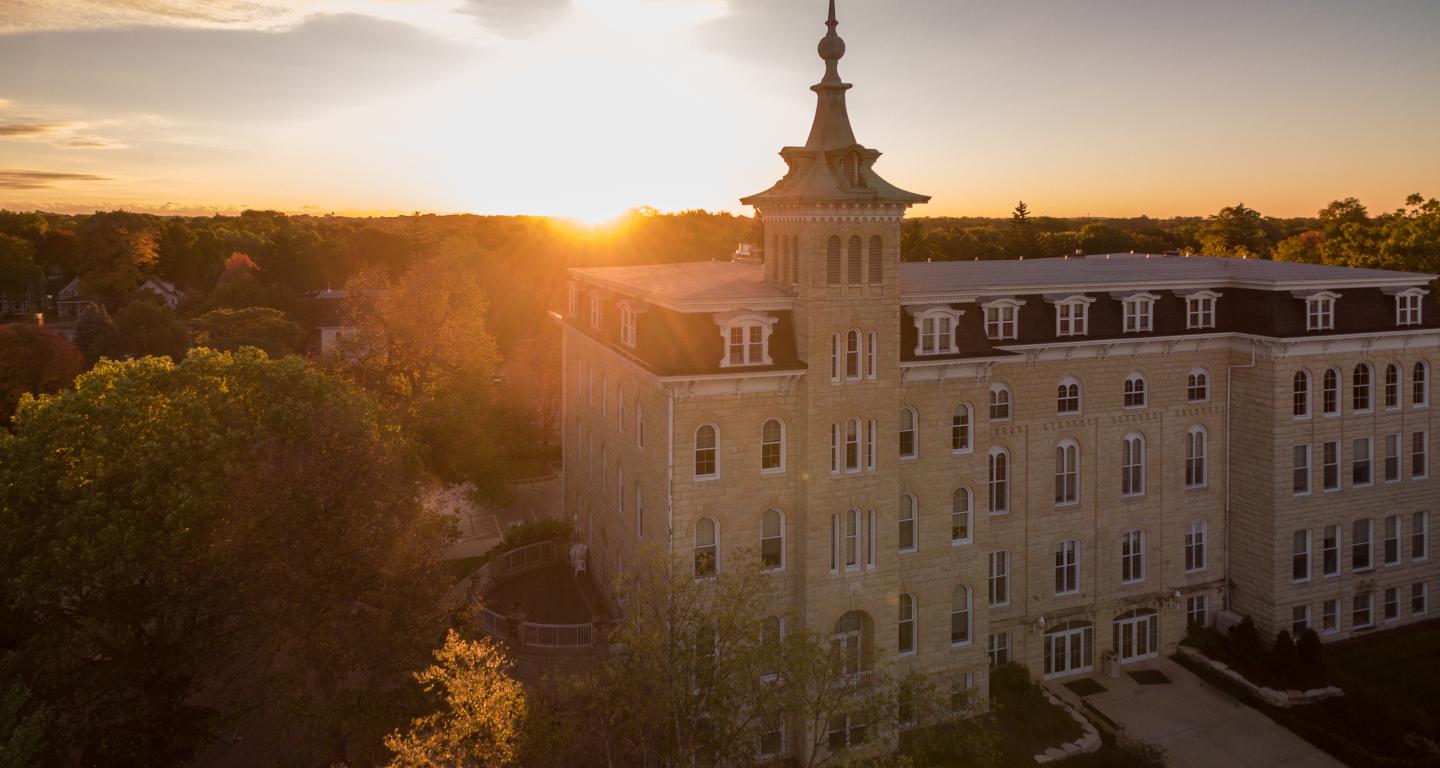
[1296,628,1323,677]
[1270,630,1300,684]
[482,518,574,564]
[1229,615,1264,666]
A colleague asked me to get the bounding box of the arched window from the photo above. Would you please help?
[832,611,869,677]
[1322,368,1340,415]
[898,594,916,655]
[866,331,877,379]
[1185,427,1207,488]
[1122,433,1145,496]
[868,235,883,285]
[1353,364,1373,411]
[1055,439,1079,505]
[951,404,972,452]
[761,418,785,473]
[989,384,1012,420]
[950,586,972,645]
[1057,377,1081,414]
[826,236,842,285]
[951,487,972,543]
[898,493,917,552]
[761,508,784,571]
[845,329,861,379]
[1293,370,1311,418]
[1385,363,1401,409]
[694,517,718,577]
[899,407,918,459]
[1123,373,1147,408]
[694,425,718,479]
[1415,362,1430,407]
[845,417,861,472]
[1187,369,1209,402]
[988,448,1009,514]
[847,235,863,285]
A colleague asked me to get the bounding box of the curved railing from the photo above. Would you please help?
[472,539,596,650]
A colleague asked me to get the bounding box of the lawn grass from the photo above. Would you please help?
[1325,618,1440,725]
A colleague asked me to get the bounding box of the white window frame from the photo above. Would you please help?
[1383,514,1401,566]
[1293,369,1311,419]
[912,306,962,356]
[1413,430,1429,479]
[1051,295,1094,337]
[1353,592,1374,629]
[866,331,878,379]
[844,417,861,473]
[589,293,604,330]
[845,329,862,380]
[619,302,638,348]
[760,418,786,475]
[1185,290,1221,329]
[1304,292,1339,331]
[950,586,973,646]
[898,593,917,656]
[1322,368,1340,415]
[1353,363,1374,413]
[1414,362,1429,407]
[694,424,720,481]
[566,283,580,317]
[1413,511,1429,561]
[1414,582,1430,616]
[1292,529,1312,583]
[1123,372,1147,409]
[716,311,777,368]
[1352,436,1373,487]
[1293,444,1312,496]
[982,298,1024,341]
[988,550,1010,607]
[1185,426,1208,489]
[1395,287,1427,326]
[1321,599,1338,635]
[951,487,972,545]
[694,517,718,579]
[1121,293,1158,333]
[1120,529,1146,584]
[1055,539,1080,596]
[951,404,973,454]
[1322,440,1340,491]
[1122,433,1146,497]
[988,447,1010,514]
[1292,605,1311,637]
[898,493,917,553]
[1353,518,1373,571]
[1055,439,1079,506]
[1185,521,1208,573]
[1187,368,1210,403]
[899,406,918,460]
[761,508,785,572]
[988,383,1012,421]
[1057,377,1082,414]
[1385,363,1401,410]
[1384,432,1401,482]
[1322,524,1341,577]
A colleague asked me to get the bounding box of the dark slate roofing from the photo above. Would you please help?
[570,261,790,310]
[901,254,1435,299]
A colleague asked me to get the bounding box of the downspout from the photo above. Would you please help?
[667,386,676,550]
[1224,341,1258,612]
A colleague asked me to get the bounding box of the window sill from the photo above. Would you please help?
[951,448,974,457]
[950,539,972,547]
[1184,484,1210,493]
[760,468,785,477]
[1055,501,1080,509]
[695,475,721,483]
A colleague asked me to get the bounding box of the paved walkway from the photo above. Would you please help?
[429,467,565,560]
[1050,658,1344,768]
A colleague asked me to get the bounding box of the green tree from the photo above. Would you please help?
[1076,222,1133,255]
[0,350,453,767]
[1198,203,1270,258]
[0,234,41,305]
[1007,201,1040,260]
[385,630,527,768]
[105,299,190,361]
[0,324,83,423]
[190,306,303,358]
[72,304,114,366]
[0,674,50,768]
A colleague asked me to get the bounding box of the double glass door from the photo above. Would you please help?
[1114,610,1159,663]
[1044,623,1094,678]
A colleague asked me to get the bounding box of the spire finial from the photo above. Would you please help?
[817,0,846,77]
[827,0,837,31]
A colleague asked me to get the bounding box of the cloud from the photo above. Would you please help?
[0,122,72,138]
[0,13,469,121]
[0,169,112,189]
[460,0,570,37]
[0,0,296,33]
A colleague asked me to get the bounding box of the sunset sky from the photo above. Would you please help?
[1,0,1437,222]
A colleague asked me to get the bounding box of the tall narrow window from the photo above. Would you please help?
[866,510,876,569]
[1121,530,1146,584]
[830,423,840,474]
[1414,511,1429,560]
[868,236,883,285]
[845,330,861,379]
[989,384,1012,420]
[1353,364,1373,412]
[950,586,972,645]
[761,509,784,571]
[1353,518,1373,570]
[988,449,1010,514]
[826,236,841,285]
[899,407,917,459]
[847,235,863,285]
[898,594,916,655]
[952,404,972,452]
[845,418,860,472]
[830,334,840,381]
[1292,530,1311,582]
[790,235,800,286]
[951,488,972,543]
[1322,368,1339,415]
[1186,293,1218,329]
[635,483,644,538]
[1353,593,1374,628]
[983,301,1020,340]
[620,305,637,347]
[1322,441,1340,490]
[1397,290,1424,326]
[1385,433,1401,482]
[1123,373,1147,408]
[1385,363,1401,409]
[1322,525,1340,576]
[866,419,877,472]
[1413,431,1429,478]
[866,331,877,379]
[1384,514,1401,565]
[1293,444,1312,494]
[1055,540,1080,595]
[1057,378,1081,414]
[1122,296,1155,333]
[844,509,860,570]
[988,551,1010,606]
[1185,521,1208,572]
[694,425,718,479]
[761,419,784,473]
[694,518,717,577]
[1414,362,1430,406]
[1185,427,1208,488]
[1352,436,1373,486]
[1414,583,1430,615]
[1306,294,1335,331]
[898,494,917,552]
[1122,433,1146,496]
[1188,369,1209,402]
[1293,370,1311,417]
[1055,440,1079,505]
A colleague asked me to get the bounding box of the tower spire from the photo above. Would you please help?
[807,0,855,150]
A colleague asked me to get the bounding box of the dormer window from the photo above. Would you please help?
[1300,291,1340,331]
[1119,293,1158,333]
[589,294,604,330]
[982,299,1023,341]
[619,303,638,348]
[1395,288,1427,326]
[716,310,778,368]
[1184,291,1221,330]
[1047,295,1093,337]
[567,284,580,317]
[911,305,963,356]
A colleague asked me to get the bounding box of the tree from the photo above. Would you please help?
[1269,631,1299,684]
[1228,616,1264,666]
[385,630,527,768]
[0,324,83,423]
[0,234,41,307]
[1198,203,1271,258]
[0,350,454,766]
[1296,628,1324,679]
[190,307,303,358]
[72,304,115,366]
[0,674,49,768]
[1007,201,1040,260]
[105,299,190,361]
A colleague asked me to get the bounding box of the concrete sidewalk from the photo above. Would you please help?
[430,469,566,560]
[1052,658,1344,768]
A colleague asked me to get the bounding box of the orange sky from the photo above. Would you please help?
[1,0,1437,222]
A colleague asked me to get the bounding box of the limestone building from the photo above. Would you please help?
[559,1,1439,751]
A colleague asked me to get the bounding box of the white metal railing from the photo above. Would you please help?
[521,621,595,648]
[472,538,596,649]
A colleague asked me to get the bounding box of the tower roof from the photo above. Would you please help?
[741,0,929,208]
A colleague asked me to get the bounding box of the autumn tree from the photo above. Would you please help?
[190,306,303,358]
[385,630,527,768]
[0,324,82,422]
[0,350,454,767]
